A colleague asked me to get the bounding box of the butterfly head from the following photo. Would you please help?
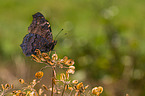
[49,40,57,51]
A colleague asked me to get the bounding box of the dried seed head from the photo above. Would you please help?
[52,53,58,61]
[31,54,41,63]
[63,56,68,63]
[56,91,61,94]
[92,86,103,95]
[42,84,49,91]
[19,78,25,84]
[35,49,41,56]
[69,66,75,70]
[68,87,73,91]
[66,72,69,80]
[31,79,37,85]
[44,94,47,96]
[65,59,74,66]
[5,84,10,89]
[60,73,66,81]
[67,69,75,74]
[1,84,5,90]
[72,80,78,84]
[11,84,14,89]
[42,53,50,60]
[35,71,44,79]
[84,85,89,89]
[76,82,83,90]
[39,88,44,95]
[59,59,64,63]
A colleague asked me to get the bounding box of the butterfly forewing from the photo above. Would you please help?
[20,12,56,56]
[28,12,53,42]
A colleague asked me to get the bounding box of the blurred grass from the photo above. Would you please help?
[0,0,145,96]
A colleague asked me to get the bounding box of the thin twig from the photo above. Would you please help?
[40,65,50,71]
[69,90,73,96]
[61,83,66,96]
[51,67,55,96]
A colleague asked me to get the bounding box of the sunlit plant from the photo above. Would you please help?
[0,49,103,96]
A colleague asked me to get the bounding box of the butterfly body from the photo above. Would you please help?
[20,12,56,56]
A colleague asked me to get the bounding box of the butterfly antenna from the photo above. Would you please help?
[54,29,64,40]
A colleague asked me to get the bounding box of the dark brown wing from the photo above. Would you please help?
[20,12,57,56]
[28,12,53,43]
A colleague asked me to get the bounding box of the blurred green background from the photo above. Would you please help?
[0,0,145,96]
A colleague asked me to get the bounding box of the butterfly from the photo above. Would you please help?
[20,12,57,56]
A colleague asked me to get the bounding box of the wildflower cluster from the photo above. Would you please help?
[0,49,103,96]
[0,84,13,96]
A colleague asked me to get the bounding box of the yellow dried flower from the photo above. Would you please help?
[31,79,37,86]
[69,66,75,69]
[65,59,74,66]
[76,82,83,90]
[60,73,66,81]
[31,54,41,63]
[1,84,5,90]
[84,85,89,89]
[39,88,44,95]
[57,91,61,94]
[66,72,69,80]
[12,90,16,94]
[42,53,50,60]
[44,94,47,96]
[19,78,25,84]
[59,59,64,63]
[52,53,58,61]
[92,86,103,96]
[11,84,14,89]
[67,69,75,74]
[35,71,44,79]
[35,49,41,56]
[68,87,73,91]
[5,84,10,89]
[63,56,68,63]
[42,84,49,91]
[126,94,129,96]
[72,80,78,84]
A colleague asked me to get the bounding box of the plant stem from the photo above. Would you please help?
[51,67,55,96]
[61,83,66,96]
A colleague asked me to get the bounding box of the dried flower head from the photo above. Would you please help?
[35,71,44,79]
[67,69,75,74]
[19,78,25,84]
[39,88,44,95]
[72,80,78,84]
[68,87,73,91]
[63,56,68,63]
[35,49,42,56]
[1,84,5,90]
[60,73,66,81]
[31,54,41,63]
[65,59,74,66]
[5,84,10,89]
[75,82,83,90]
[66,72,69,80]
[42,53,50,60]
[69,66,75,70]
[42,84,49,91]
[52,53,58,61]
[92,86,103,96]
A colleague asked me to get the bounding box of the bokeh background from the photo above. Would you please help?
[0,0,145,96]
